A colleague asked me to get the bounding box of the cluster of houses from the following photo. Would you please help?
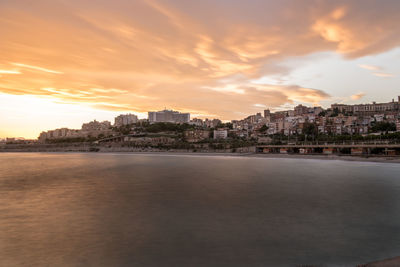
[182,97,400,143]
[38,120,114,142]
[37,97,400,144]
[229,98,400,138]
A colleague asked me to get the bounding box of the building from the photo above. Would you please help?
[39,119,113,142]
[331,96,400,115]
[38,128,81,142]
[271,111,288,122]
[190,118,204,127]
[148,109,190,123]
[310,106,323,115]
[114,114,138,127]
[264,109,271,123]
[184,129,210,142]
[294,104,309,116]
[246,113,264,124]
[81,120,112,138]
[204,118,221,128]
[213,129,228,140]
[82,120,111,131]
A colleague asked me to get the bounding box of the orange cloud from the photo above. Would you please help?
[0,0,399,122]
[11,63,63,74]
[372,72,395,78]
[312,7,366,53]
[358,64,381,71]
[358,64,395,78]
[351,93,366,100]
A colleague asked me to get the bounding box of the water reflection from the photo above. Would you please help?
[1,153,399,266]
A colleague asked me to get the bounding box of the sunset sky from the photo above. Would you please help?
[1,0,400,138]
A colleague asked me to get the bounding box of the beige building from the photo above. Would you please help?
[38,128,82,142]
[213,129,228,140]
[331,96,400,115]
[114,114,138,127]
[39,120,113,142]
[294,104,309,116]
[82,120,111,131]
[184,130,210,142]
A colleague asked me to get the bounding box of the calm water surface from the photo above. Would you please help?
[1,153,400,266]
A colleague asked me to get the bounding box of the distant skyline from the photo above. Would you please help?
[1,0,400,138]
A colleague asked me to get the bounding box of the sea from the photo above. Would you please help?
[1,152,400,266]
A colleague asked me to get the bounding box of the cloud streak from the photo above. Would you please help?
[351,92,366,100]
[0,70,21,74]
[11,63,63,74]
[372,72,396,78]
[359,64,396,78]
[358,64,381,71]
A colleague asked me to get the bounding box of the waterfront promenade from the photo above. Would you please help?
[256,140,400,156]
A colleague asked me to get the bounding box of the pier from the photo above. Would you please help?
[256,141,400,156]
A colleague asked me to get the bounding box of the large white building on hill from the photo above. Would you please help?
[148,109,190,123]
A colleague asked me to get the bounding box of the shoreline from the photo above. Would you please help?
[2,150,400,163]
[247,153,400,163]
[120,151,400,163]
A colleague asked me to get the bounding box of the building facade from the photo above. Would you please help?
[184,130,210,142]
[114,114,138,127]
[294,104,309,116]
[331,96,400,115]
[82,120,111,131]
[213,129,228,140]
[148,109,190,123]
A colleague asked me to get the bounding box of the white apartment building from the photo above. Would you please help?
[148,109,190,123]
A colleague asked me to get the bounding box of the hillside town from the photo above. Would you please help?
[2,96,400,155]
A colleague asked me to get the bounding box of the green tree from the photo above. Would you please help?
[371,122,396,132]
[303,122,317,136]
[259,125,269,133]
[330,108,339,117]
[303,122,317,141]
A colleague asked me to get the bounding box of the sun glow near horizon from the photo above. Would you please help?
[0,94,147,139]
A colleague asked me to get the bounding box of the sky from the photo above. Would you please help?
[0,0,400,138]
